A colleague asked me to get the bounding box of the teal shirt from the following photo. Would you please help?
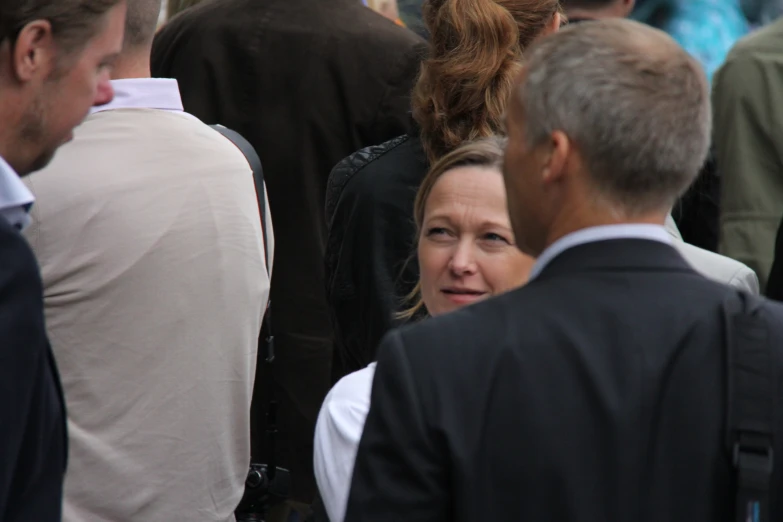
[633,0,749,81]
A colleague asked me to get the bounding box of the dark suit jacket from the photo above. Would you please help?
[152,0,425,501]
[0,217,67,522]
[345,239,783,522]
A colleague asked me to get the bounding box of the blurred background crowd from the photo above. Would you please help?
[163,0,783,79]
[7,0,783,521]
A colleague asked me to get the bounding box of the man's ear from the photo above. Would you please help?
[621,0,637,17]
[541,130,570,185]
[12,20,55,83]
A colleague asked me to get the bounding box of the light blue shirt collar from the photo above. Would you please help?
[528,224,673,282]
[90,78,186,115]
[0,154,34,230]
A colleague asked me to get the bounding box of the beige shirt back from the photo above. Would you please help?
[24,108,272,522]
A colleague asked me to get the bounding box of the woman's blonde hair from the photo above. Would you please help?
[412,0,563,164]
[398,136,508,321]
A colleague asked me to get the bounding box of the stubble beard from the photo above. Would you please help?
[17,82,57,176]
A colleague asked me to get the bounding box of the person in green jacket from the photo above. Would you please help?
[713,18,783,290]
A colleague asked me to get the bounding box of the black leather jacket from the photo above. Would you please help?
[325,132,429,381]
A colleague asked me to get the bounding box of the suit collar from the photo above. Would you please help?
[529,224,673,281]
[533,238,694,282]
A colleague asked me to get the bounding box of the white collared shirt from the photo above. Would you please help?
[0,155,34,231]
[90,78,191,116]
[315,362,378,522]
[528,224,673,282]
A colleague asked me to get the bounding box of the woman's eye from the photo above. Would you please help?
[426,227,449,237]
[484,232,510,244]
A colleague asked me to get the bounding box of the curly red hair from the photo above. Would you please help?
[412,0,563,163]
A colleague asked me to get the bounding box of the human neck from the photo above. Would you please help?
[541,199,667,253]
[111,48,152,80]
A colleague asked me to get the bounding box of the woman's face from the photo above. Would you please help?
[418,165,534,317]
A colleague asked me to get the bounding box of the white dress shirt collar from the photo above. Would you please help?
[528,224,673,282]
[0,154,34,230]
[90,78,186,115]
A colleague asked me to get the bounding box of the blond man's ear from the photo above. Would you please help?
[545,12,562,36]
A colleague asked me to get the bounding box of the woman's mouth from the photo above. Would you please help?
[441,288,488,305]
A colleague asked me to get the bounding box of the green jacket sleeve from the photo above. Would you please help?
[714,47,783,289]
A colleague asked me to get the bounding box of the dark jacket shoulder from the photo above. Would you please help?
[326,134,417,222]
[393,240,758,388]
[324,134,428,376]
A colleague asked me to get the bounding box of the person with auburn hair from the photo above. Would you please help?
[315,137,534,522]
[325,0,562,382]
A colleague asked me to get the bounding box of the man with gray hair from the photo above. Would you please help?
[0,1,126,521]
[22,0,272,520]
[343,19,783,522]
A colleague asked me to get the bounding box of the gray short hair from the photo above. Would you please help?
[124,0,162,49]
[517,19,711,213]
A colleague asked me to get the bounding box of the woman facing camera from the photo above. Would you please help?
[314,137,533,522]
[326,0,563,381]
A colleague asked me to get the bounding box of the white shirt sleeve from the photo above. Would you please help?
[313,363,377,522]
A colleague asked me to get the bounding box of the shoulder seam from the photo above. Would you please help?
[325,134,412,222]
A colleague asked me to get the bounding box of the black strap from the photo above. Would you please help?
[211,125,278,479]
[724,291,775,522]
[210,125,271,273]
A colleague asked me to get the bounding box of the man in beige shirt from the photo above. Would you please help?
[23,0,272,520]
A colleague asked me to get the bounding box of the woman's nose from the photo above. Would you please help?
[448,240,477,275]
